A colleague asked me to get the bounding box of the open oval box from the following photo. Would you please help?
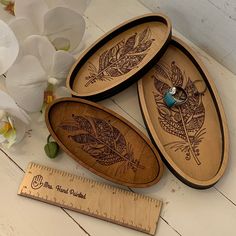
[138,37,229,189]
[45,98,164,188]
[67,13,171,101]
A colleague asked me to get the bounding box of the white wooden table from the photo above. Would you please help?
[1,1,236,236]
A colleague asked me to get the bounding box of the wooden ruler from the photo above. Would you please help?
[18,163,162,235]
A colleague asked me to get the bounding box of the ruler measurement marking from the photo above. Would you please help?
[18,162,162,235]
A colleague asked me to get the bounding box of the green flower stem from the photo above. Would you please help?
[47,134,52,144]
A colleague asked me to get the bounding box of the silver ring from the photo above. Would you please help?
[164,86,188,108]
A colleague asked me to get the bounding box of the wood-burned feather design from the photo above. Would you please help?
[153,61,206,165]
[85,27,155,87]
[59,115,144,175]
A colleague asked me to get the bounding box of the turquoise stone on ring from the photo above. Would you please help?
[164,91,176,108]
[163,86,188,108]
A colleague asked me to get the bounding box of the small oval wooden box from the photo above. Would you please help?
[138,37,229,189]
[67,13,171,101]
[45,98,164,188]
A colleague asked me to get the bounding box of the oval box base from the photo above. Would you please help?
[46,98,164,188]
[138,37,229,189]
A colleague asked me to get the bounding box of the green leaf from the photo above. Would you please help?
[44,142,59,159]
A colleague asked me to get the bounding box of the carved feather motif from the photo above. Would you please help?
[153,61,206,165]
[85,27,154,87]
[59,115,144,174]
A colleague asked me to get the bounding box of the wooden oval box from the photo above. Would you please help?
[67,13,171,101]
[46,98,164,187]
[138,37,229,189]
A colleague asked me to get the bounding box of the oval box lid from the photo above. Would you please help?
[45,98,164,188]
[138,36,229,189]
[67,13,171,101]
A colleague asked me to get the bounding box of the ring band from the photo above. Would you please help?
[164,86,188,108]
[193,80,207,95]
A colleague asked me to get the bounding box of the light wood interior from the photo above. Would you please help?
[138,41,227,187]
[46,98,163,187]
[72,21,169,96]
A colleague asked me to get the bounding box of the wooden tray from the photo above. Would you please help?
[45,98,164,188]
[67,13,171,101]
[138,36,229,189]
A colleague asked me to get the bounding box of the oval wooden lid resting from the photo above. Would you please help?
[138,36,229,189]
[45,98,164,188]
[67,13,171,101]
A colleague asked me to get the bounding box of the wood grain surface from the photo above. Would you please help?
[45,98,164,187]
[67,13,171,100]
[138,36,229,188]
[18,162,162,235]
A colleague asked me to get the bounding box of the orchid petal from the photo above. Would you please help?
[4,127,16,148]
[0,20,19,75]
[0,118,27,147]
[14,117,28,144]
[0,91,30,146]
[45,0,91,14]
[5,55,47,112]
[23,35,55,73]
[50,50,75,81]
[8,17,37,44]
[43,7,85,52]
[51,37,70,51]
[0,91,30,124]
[14,0,48,33]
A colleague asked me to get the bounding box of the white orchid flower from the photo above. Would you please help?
[8,0,89,52]
[44,0,91,14]
[0,91,30,148]
[0,19,19,75]
[5,35,75,112]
